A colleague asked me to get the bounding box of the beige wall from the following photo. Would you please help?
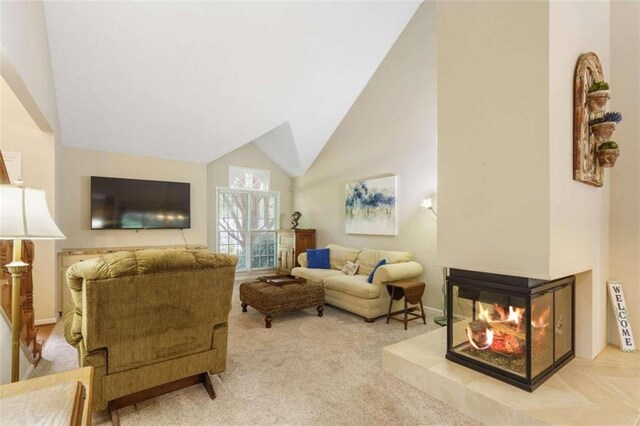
[206,143,292,251]
[0,77,57,324]
[549,1,610,357]
[609,0,640,345]
[59,147,207,249]
[437,1,551,279]
[0,0,59,133]
[292,3,441,309]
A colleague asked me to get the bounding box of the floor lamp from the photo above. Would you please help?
[0,184,65,382]
[421,197,448,327]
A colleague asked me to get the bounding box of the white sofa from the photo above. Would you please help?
[291,244,424,322]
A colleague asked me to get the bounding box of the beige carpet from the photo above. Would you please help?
[32,283,477,425]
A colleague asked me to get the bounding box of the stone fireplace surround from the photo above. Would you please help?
[381,269,639,424]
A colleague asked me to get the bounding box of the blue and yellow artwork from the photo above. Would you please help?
[345,175,397,235]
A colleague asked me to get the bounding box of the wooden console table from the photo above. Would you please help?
[0,366,94,425]
[57,245,207,314]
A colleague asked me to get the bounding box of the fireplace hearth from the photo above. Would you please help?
[446,269,575,391]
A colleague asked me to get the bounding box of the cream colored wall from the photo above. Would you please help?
[206,143,292,251]
[0,77,57,324]
[609,0,640,345]
[0,0,59,133]
[549,1,611,358]
[292,3,441,309]
[59,147,207,249]
[437,1,551,278]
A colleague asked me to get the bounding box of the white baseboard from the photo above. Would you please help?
[35,318,57,326]
[423,306,444,316]
[422,306,464,321]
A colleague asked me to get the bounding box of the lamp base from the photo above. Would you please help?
[434,315,447,327]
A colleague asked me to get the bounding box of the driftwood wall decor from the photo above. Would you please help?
[573,52,605,186]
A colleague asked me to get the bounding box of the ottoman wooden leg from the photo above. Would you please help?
[241,302,248,312]
[265,314,273,328]
[317,304,324,317]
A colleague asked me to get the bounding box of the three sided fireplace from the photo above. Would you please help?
[446,269,575,391]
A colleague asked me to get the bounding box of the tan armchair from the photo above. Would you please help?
[63,249,237,412]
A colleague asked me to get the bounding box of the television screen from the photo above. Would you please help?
[91,176,190,229]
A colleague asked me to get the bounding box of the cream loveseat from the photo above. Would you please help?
[291,244,424,322]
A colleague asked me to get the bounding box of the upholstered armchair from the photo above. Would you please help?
[63,249,237,412]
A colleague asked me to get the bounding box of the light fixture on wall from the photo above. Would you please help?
[420,196,447,327]
[0,184,65,382]
[420,197,437,216]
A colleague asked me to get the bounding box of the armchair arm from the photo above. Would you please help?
[373,261,424,284]
[298,252,308,267]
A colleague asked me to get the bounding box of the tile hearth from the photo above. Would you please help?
[382,327,639,425]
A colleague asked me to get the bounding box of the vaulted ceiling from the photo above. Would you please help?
[44,1,419,176]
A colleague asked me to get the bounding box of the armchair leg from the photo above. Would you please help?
[202,372,216,400]
[109,401,120,426]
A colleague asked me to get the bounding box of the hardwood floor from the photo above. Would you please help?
[37,323,56,347]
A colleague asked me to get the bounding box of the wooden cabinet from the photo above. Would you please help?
[277,229,315,274]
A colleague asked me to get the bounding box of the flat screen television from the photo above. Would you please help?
[91,176,190,230]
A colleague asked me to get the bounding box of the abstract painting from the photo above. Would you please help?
[345,175,397,235]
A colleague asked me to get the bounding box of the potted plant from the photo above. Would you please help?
[590,111,623,140]
[596,141,620,167]
[586,81,610,114]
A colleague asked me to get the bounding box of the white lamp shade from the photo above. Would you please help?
[420,198,433,209]
[0,185,65,240]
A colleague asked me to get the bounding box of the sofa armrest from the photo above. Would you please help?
[298,252,308,267]
[373,261,424,284]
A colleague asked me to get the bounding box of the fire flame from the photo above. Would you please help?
[466,302,552,352]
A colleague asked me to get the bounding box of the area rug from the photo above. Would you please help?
[32,284,477,425]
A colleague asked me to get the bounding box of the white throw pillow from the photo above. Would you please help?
[341,260,359,276]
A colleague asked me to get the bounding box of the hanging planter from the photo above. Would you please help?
[596,141,620,167]
[586,81,610,115]
[590,111,623,141]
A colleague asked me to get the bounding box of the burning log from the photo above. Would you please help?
[467,320,493,350]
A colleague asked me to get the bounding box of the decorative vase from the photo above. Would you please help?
[596,148,619,167]
[586,90,610,114]
[590,121,616,140]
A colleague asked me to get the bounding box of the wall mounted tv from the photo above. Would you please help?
[91,176,190,230]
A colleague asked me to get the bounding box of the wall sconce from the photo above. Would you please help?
[420,197,437,216]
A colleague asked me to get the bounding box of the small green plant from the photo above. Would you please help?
[589,111,623,125]
[588,81,609,93]
[598,141,619,150]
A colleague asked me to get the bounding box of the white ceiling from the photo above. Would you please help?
[44,1,419,176]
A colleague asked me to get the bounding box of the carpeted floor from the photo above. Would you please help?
[32,283,478,425]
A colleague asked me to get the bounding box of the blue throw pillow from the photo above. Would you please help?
[307,248,331,269]
[368,259,387,283]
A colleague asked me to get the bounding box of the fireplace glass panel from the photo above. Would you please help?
[450,284,527,378]
[531,292,553,377]
[554,285,573,360]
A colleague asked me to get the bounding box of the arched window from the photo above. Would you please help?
[228,166,270,191]
[218,166,278,271]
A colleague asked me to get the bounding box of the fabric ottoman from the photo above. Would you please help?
[239,280,325,328]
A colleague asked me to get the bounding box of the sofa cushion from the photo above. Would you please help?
[356,249,413,275]
[291,267,343,284]
[325,244,361,270]
[307,248,331,269]
[324,274,380,299]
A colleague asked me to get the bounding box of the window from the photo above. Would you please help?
[217,188,279,271]
[228,166,270,191]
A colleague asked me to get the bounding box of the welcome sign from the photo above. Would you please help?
[608,281,636,352]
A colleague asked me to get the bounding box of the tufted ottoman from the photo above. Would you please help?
[239,280,325,328]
